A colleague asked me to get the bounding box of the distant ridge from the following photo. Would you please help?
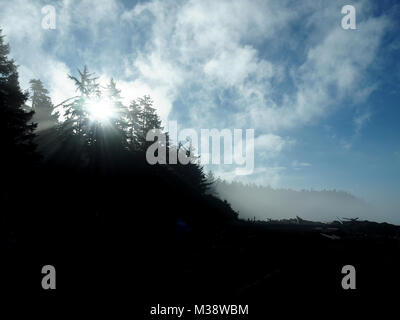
[213,180,379,222]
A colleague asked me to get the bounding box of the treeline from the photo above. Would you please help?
[0,29,238,247]
[31,64,208,189]
[212,179,375,222]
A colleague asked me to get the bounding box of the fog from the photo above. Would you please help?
[213,180,393,224]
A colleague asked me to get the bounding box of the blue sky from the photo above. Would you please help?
[0,0,399,222]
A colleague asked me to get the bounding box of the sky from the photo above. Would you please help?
[0,0,399,222]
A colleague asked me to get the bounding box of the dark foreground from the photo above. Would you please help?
[2,211,399,316]
[1,146,398,316]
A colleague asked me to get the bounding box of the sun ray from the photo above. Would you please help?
[86,98,114,122]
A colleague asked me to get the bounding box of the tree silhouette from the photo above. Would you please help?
[138,95,162,133]
[62,65,100,138]
[104,78,128,134]
[58,67,133,171]
[126,99,141,150]
[127,94,162,152]
[173,142,211,194]
[29,79,58,131]
[205,170,218,195]
[101,78,129,154]
[0,29,37,181]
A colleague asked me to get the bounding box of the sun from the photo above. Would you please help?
[86,98,114,122]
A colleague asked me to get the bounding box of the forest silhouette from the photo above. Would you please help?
[1,29,400,312]
[0,28,239,303]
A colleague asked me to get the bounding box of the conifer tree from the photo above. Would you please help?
[174,142,211,194]
[101,78,129,152]
[29,79,58,131]
[0,30,37,177]
[205,170,218,195]
[139,95,162,132]
[56,65,103,169]
[127,95,162,152]
[61,66,100,143]
[59,68,132,169]
[126,99,141,150]
[104,78,127,131]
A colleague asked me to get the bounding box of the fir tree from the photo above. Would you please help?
[127,94,162,152]
[29,79,58,131]
[57,66,103,168]
[139,95,162,132]
[61,66,100,143]
[205,170,218,195]
[126,99,141,150]
[174,142,211,194]
[101,78,129,152]
[104,78,127,131]
[0,29,37,178]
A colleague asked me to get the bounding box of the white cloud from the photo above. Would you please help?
[116,79,173,124]
[4,0,386,133]
[0,0,391,186]
[354,110,371,136]
[292,160,312,169]
[121,0,295,129]
[254,134,287,159]
[341,108,372,150]
[249,11,388,132]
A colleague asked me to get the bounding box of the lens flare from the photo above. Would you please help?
[86,98,114,121]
